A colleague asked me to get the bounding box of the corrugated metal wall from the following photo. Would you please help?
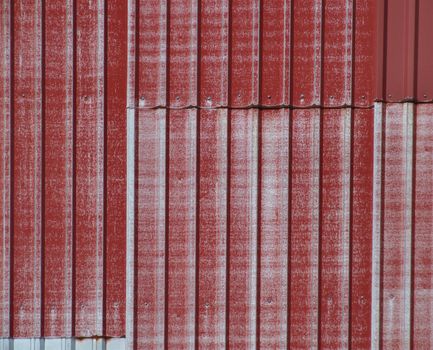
[126,0,376,349]
[0,0,127,339]
[2,0,433,349]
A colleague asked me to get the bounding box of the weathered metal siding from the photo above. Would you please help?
[0,0,127,339]
[3,0,433,350]
[126,0,377,349]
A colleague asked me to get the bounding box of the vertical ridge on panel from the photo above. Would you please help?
[0,0,11,338]
[259,110,289,348]
[197,110,227,349]
[260,0,290,106]
[136,110,166,349]
[382,103,413,349]
[289,110,320,348]
[228,110,258,349]
[167,0,197,108]
[291,0,322,106]
[385,0,416,101]
[137,0,166,108]
[167,110,197,349]
[198,0,228,107]
[353,0,376,106]
[196,0,228,347]
[75,0,105,336]
[413,104,433,348]
[371,103,383,350]
[125,0,137,347]
[351,109,374,348]
[135,0,166,348]
[416,0,433,102]
[43,0,74,336]
[229,0,259,107]
[322,0,353,106]
[320,110,351,348]
[12,0,43,337]
[166,0,197,347]
[105,0,128,336]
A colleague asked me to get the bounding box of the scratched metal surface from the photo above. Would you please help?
[2,0,433,349]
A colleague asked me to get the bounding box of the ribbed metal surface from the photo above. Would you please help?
[376,0,433,102]
[0,0,127,338]
[126,0,376,349]
[3,0,433,349]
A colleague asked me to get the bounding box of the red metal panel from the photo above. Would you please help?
[320,109,351,348]
[168,0,197,108]
[229,0,259,107]
[416,0,433,102]
[12,0,43,337]
[43,0,74,337]
[74,0,105,336]
[381,103,413,349]
[291,0,322,107]
[322,1,353,106]
[353,0,376,106]
[384,0,416,101]
[260,0,290,106]
[167,110,197,349]
[198,0,228,107]
[259,109,289,348]
[0,0,11,338]
[105,0,127,336]
[377,0,433,102]
[136,110,166,349]
[413,104,433,348]
[137,0,166,108]
[289,109,320,348]
[12,0,433,348]
[197,109,227,348]
[351,109,374,348]
[228,109,258,349]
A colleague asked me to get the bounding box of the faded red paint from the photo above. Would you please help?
[4,1,433,349]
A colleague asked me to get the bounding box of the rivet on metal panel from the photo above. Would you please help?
[267,95,271,99]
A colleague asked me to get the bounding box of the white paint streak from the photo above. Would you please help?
[249,112,258,349]
[341,110,352,347]
[188,110,197,350]
[310,113,320,350]
[216,110,228,347]
[95,0,106,335]
[126,0,137,348]
[156,110,166,347]
[371,102,383,350]
[403,103,414,349]
[126,108,135,350]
